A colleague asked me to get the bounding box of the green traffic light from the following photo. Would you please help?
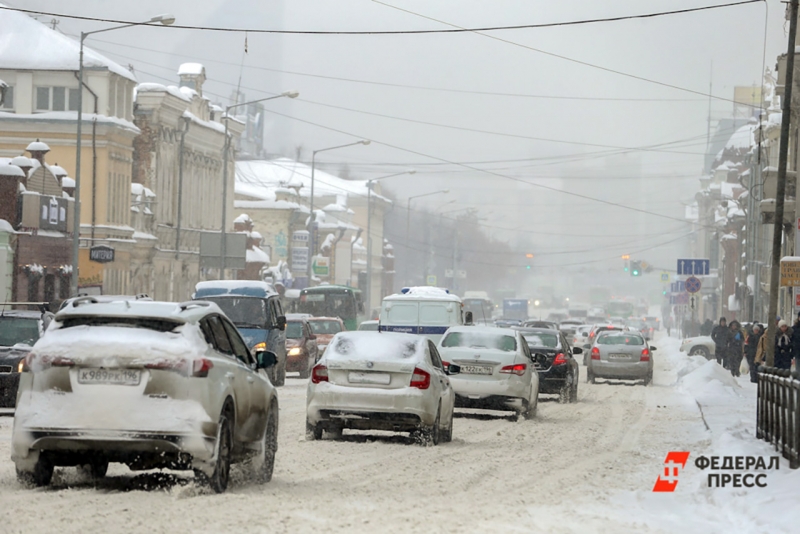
[526,265,531,270]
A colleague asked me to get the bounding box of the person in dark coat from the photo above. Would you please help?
[775,320,794,370]
[711,317,730,367]
[744,323,762,383]
[727,321,744,377]
[700,319,714,336]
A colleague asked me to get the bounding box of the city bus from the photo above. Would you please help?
[606,300,635,319]
[297,285,365,331]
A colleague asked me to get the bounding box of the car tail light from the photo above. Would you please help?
[192,358,213,377]
[591,347,601,360]
[640,348,651,362]
[145,359,189,374]
[311,364,329,384]
[28,354,75,371]
[442,361,451,373]
[410,367,431,389]
[552,353,568,366]
[500,363,526,376]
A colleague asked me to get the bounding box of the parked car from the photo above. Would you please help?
[679,336,714,359]
[12,299,280,492]
[193,281,287,386]
[0,307,53,408]
[517,327,580,403]
[438,326,539,420]
[306,331,457,445]
[285,314,319,378]
[358,320,380,331]
[307,316,345,356]
[586,331,655,385]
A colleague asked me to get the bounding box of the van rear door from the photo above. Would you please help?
[382,301,418,333]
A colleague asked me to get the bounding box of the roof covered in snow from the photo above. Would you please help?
[0,4,137,82]
[178,63,204,76]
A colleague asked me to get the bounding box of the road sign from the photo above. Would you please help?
[444,269,454,278]
[660,272,670,283]
[674,304,689,315]
[685,276,702,294]
[670,292,689,305]
[426,275,437,286]
[677,259,710,276]
[780,257,800,287]
[671,281,685,293]
[689,294,698,310]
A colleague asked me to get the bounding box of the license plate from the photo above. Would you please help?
[77,368,141,386]
[609,354,629,360]
[460,365,494,375]
[348,372,391,385]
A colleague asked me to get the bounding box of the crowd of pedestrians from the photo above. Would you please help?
[709,314,799,383]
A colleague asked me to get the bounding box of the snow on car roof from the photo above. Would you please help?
[325,331,424,363]
[54,300,219,323]
[384,286,461,302]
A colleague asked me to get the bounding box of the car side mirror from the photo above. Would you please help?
[572,347,583,354]
[277,316,287,330]
[650,346,657,351]
[255,350,278,370]
[464,311,474,325]
[446,363,461,376]
[308,333,317,341]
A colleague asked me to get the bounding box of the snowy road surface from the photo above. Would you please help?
[1,334,798,533]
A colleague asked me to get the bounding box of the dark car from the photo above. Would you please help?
[522,320,559,330]
[516,327,580,403]
[285,314,319,378]
[495,318,522,328]
[0,309,52,408]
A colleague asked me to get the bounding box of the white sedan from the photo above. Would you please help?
[438,326,539,420]
[679,335,715,359]
[12,298,280,493]
[306,331,457,446]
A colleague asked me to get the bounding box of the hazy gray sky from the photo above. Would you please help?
[9,0,789,274]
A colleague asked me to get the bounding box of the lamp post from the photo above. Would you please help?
[405,189,448,286]
[70,14,175,296]
[307,140,370,283]
[218,91,299,279]
[365,170,415,312]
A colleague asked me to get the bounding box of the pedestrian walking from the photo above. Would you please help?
[700,319,713,336]
[745,324,763,383]
[775,320,794,370]
[711,317,730,367]
[727,320,744,377]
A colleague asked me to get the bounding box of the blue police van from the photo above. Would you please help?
[379,287,466,344]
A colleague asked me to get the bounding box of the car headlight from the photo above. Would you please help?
[17,359,25,373]
[253,342,267,351]
[288,347,302,356]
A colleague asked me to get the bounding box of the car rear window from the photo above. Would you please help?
[597,334,644,346]
[58,316,180,332]
[523,333,559,348]
[441,332,516,351]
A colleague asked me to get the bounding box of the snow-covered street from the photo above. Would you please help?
[0,333,797,533]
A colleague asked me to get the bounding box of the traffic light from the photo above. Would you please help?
[630,260,641,277]
[525,253,533,271]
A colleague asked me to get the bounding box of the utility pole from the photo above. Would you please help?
[766,0,798,367]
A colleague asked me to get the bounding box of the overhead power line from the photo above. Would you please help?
[0,1,762,35]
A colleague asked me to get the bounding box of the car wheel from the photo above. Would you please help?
[418,405,441,446]
[274,360,287,387]
[78,457,109,480]
[196,411,233,493]
[644,370,653,386]
[16,453,54,488]
[306,418,323,441]
[254,405,278,483]
[587,368,596,384]
[570,376,579,403]
[522,397,537,420]
[558,385,570,404]
[440,409,454,442]
[689,346,710,359]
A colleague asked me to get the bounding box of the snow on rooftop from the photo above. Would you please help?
[234,213,252,224]
[246,247,270,264]
[0,218,15,233]
[182,110,224,133]
[0,111,140,133]
[0,5,137,82]
[0,162,24,177]
[61,176,75,188]
[178,63,204,76]
[26,140,49,152]
[10,155,32,167]
[49,164,67,176]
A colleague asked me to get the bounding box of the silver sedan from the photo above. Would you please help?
[586,331,655,385]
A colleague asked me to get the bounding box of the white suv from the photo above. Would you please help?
[12,297,280,493]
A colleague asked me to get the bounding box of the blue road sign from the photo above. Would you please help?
[671,281,685,293]
[685,276,702,294]
[677,259,710,276]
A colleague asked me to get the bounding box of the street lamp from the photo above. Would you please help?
[71,14,176,296]
[405,189,448,285]
[307,140,370,282]
[365,170,415,311]
[218,91,299,279]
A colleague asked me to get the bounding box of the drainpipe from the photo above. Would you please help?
[350,228,363,287]
[74,72,98,241]
[176,116,190,260]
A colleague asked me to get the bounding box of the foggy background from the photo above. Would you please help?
[9,0,788,299]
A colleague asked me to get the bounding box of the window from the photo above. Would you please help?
[208,315,233,355]
[0,85,13,110]
[428,341,444,371]
[286,321,304,339]
[419,303,449,325]
[222,318,252,366]
[523,333,559,349]
[441,332,517,352]
[35,87,80,112]
[385,303,418,325]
